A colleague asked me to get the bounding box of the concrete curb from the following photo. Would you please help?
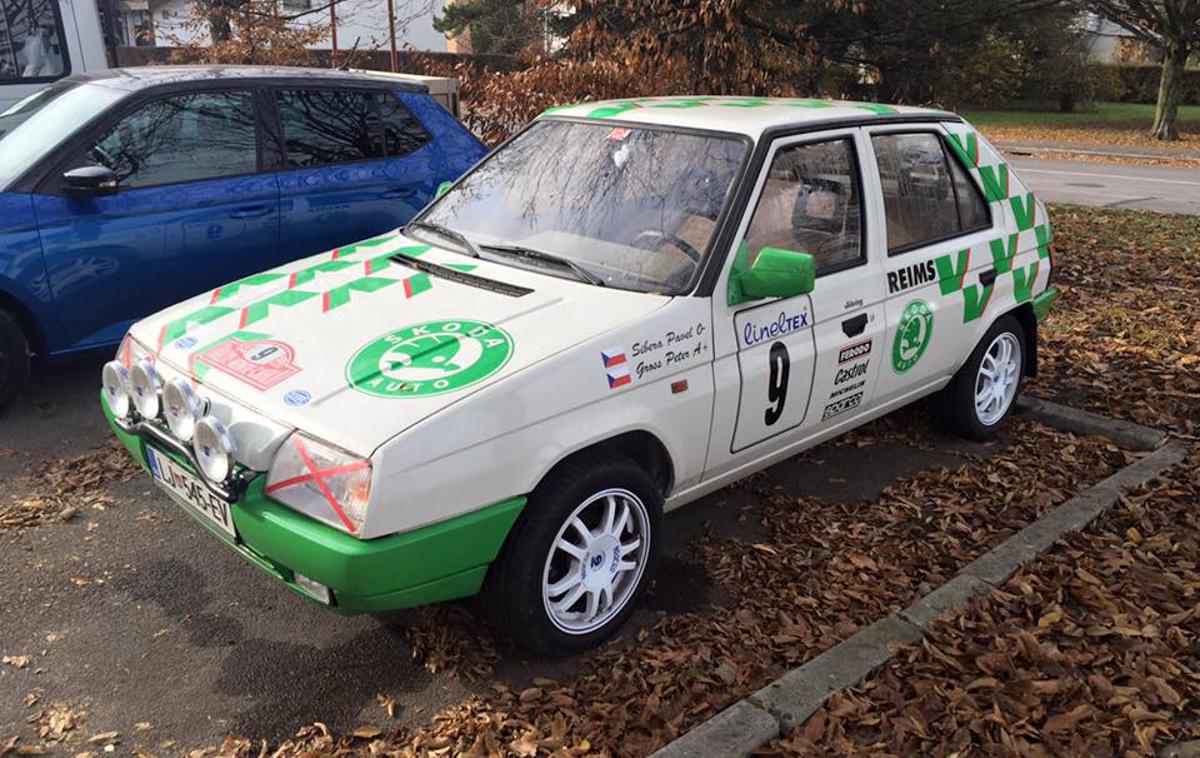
[1015,396,1167,451]
[650,418,1186,758]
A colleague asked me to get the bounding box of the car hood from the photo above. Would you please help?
[130,231,669,457]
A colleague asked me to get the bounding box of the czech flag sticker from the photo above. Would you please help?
[601,348,631,389]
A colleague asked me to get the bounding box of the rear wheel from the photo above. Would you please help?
[482,454,661,655]
[933,315,1026,441]
[0,308,30,412]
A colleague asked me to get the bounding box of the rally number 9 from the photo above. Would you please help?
[764,341,790,426]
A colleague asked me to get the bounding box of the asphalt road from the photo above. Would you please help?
[0,356,997,754]
[1009,157,1200,215]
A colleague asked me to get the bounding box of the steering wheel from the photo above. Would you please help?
[631,229,703,263]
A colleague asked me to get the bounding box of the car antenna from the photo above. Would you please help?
[338,37,362,70]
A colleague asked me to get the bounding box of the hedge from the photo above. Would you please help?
[1095,63,1200,105]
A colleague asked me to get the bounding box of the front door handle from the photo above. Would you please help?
[229,205,273,219]
[980,268,998,287]
[381,186,418,199]
[842,313,868,337]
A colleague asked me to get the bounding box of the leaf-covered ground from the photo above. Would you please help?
[764,448,1200,756]
[1030,207,1200,439]
[204,420,1126,758]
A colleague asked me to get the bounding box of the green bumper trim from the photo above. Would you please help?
[1032,286,1059,323]
[101,393,526,614]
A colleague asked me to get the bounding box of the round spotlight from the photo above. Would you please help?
[130,360,163,419]
[101,361,132,418]
[163,378,200,441]
[194,415,236,483]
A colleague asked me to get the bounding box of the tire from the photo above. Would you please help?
[0,308,30,412]
[933,315,1026,441]
[482,454,662,656]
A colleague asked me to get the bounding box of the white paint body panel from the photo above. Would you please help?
[121,103,1052,541]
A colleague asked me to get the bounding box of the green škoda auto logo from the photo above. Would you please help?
[892,299,933,374]
[347,319,513,398]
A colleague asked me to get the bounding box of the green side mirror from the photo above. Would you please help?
[435,180,453,199]
[729,246,816,306]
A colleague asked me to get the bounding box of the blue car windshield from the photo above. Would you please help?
[419,119,748,293]
[0,81,128,190]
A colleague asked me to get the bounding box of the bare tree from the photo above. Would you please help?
[1086,0,1200,139]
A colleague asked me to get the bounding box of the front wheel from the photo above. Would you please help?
[482,455,661,655]
[933,315,1026,441]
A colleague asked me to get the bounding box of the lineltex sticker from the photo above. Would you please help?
[198,338,300,390]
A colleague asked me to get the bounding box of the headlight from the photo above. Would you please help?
[101,361,132,418]
[130,360,163,419]
[266,433,372,534]
[194,415,236,482]
[163,378,201,441]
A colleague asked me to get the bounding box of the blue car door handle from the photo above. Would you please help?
[381,187,418,199]
[229,205,274,219]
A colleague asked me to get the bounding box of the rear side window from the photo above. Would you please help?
[276,89,429,168]
[872,132,990,254]
[87,90,258,189]
[0,0,72,84]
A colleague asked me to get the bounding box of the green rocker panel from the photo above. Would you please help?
[103,393,526,614]
[1032,286,1060,323]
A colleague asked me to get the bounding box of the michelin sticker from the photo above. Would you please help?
[347,319,513,399]
[892,299,933,374]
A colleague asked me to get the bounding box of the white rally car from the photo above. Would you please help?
[101,96,1058,654]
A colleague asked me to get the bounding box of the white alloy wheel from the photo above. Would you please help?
[974,332,1022,426]
[541,488,650,635]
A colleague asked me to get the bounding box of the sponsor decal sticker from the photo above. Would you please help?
[198,338,301,391]
[837,339,872,364]
[740,307,811,348]
[346,319,513,399]
[822,391,864,421]
[283,389,312,407]
[174,336,198,351]
[601,347,632,390]
[892,299,933,374]
[887,259,937,295]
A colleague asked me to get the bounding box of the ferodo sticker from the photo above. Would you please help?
[198,338,300,390]
[346,319,513,399]
[838,339,871,364]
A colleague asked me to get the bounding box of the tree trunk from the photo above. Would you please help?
[1149,40,1188,141]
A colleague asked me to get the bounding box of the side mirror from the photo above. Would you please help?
[63,166,117,198]
[729,246,815,305]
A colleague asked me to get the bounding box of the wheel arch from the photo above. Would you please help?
[1007,303,1038,378]
[0,283,46,359]
[536,429,676,499]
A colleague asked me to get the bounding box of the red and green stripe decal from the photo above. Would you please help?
[157,234,466,352]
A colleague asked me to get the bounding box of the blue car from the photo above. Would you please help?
[0,65,487,407]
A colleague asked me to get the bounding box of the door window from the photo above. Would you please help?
[744,138,863,276]
[87,90,258,189]
[871,132,991,254]
[276,89,429,168]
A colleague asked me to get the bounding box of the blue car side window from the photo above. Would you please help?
[89,91,258,189]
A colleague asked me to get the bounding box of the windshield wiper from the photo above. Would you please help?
[406,221,481,258]
[481,242,606,287]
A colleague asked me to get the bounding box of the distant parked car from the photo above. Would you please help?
[0,65,487,408]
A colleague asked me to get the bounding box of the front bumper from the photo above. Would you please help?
[103,394,525,613]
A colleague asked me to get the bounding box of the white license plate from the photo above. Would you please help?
[146,446,237,539]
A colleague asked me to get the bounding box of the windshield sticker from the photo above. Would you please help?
[346,320,514,399]
[197,338,300,391]
[892,299,934,374]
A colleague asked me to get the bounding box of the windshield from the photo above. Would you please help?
[0,81,128,189]
[420,119,748,293]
